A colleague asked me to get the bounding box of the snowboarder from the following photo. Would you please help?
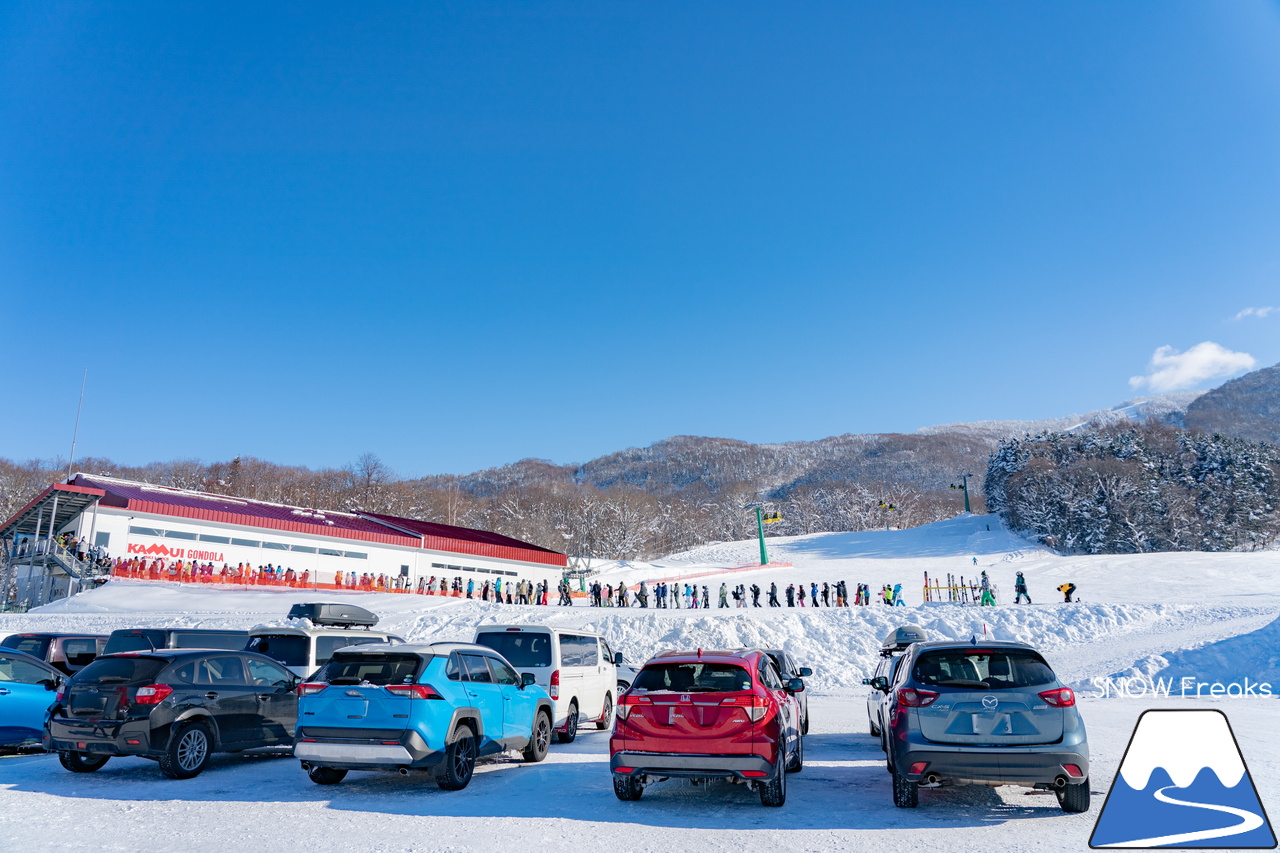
[1057,582,1076,603]
[1014,571,1031,604]
[822,582,830,607]
[979,571,996,606]
[798,585,806,607]
[768,582,780,607]
[893,583,906,606]
[719,583,729,608]
[785,584,795,607]
[702,585,710,609]
[810,582,819,607]
[638,581,649,609]
[751,583,762,607]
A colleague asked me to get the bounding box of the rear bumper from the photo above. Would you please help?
[46,717,156,757]
[894,747,1090,785]
[611,751,776,779]
[294,728,442,771]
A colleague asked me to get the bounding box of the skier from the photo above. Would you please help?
[798,584,806,607]
[979,571,996,606]
[1014,571,1032,604]
[821,582,830,607]
[893,583,906,606]
[786,584,796,607]
[638,581,649,609]
[1057,582,1076,603]
[811,582,820,607]
[751,583,762,607]
[768,582,780,607]
[683,584,692,609]
[719,583,729,608]
[701,585,710,609]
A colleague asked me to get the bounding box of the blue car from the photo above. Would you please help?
[295,642,554,790]
[0,649,64,749]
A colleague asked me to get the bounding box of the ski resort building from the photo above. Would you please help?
[1,473,568,607]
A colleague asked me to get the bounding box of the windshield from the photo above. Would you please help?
[246,635,310,667]
[317,653,424,686]
[632,662,752,693]
[74,656,168,685]
[1,636,51,660]
[912,649,1056,690]
[474,632,551,668]
[173,631,248,650]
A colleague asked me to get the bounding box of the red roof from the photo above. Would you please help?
[70,474,566,567]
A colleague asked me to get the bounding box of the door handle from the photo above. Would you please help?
[205,692,218,700]
[0,688,10,696]
[257,694,270,701]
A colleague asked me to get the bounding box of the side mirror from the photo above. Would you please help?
[860,677,872,686]
[798,667,813,678]
[786,677,805,693]
[521,672,537,688]
[39,678,58,691]
[613,652,623,665]
[871,676,889,693]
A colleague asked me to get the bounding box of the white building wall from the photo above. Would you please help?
[79,508,564,590]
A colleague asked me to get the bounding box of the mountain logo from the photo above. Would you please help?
[1090,709,1276,849]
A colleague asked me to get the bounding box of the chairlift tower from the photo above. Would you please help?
[743,502,780,566]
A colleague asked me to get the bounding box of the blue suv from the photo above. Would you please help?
[294,642,554,790]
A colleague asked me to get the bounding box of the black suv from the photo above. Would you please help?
[46,650,299,779]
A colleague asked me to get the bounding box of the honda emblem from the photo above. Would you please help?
[680,694,690,702]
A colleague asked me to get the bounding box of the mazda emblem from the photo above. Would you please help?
[982,695,998,710]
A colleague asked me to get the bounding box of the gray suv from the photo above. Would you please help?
[883,639,1089,812]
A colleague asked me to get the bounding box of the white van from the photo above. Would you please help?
[245,625,405,678]
[472,625,618,743]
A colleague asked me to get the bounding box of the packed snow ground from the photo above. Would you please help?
[2,514,1278,851]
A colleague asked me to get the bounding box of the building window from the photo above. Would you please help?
[263,541,289,551]
[199,534,230,544]
[319,548,342,557]
[344,551,367,560]
[231,538,261,548]
[165,530,197,541]
[291,545,317,554]
[128,526,163,537]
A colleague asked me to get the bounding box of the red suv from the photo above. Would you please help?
[609,648,804,807]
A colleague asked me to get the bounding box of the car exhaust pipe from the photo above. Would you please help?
[924,773,941,786]
[399,767,411,777]
[1054,776,1067,788]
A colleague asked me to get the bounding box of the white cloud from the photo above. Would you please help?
[1232,306,1276,321]
[1128,341,1257,393]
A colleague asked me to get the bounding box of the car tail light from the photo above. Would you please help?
[909,762,929,775]
[616,694,651,720]
[1039,687,1076,707]
[897,687,939,707]
[1063,764,1083,778]
[741,770,768,778]
[720,694,770,722]
[614,766,635,774]
[55,684,67,703]
[296,682,328,697]
[549,669,560,700]
[134,684,173,705]
[385,684,444,700]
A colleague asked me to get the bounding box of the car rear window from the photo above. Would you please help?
[1,636,51,659]
[474,632,552,668]
[319,653,424,686]
[173,631,248,650]
[912,649,1056,690]
[74,656,169,685]
[104,630,165,654]
[632,662,753,693]
[246,635,311,667]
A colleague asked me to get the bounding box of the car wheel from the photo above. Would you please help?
[596,694,613,730]
[802,712,809,736]
[787,732,804,773]
[759,758,787,807]
[436,724,477,791]
[613,772,643,801]
[556,701,578,744]
[159,720,213,780]
[58,751,109,773]
[1057,779,1090,813]
[892,769,919,808]
[307,765,347,785]
[869,717,881,738]
[522,711,551,763]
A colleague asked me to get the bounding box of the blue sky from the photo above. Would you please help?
[3,2,1279,476]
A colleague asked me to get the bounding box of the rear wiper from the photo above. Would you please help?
[939,679,989,689]
[93,677,130,683]
[328,677,360,686]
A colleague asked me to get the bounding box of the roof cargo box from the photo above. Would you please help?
[880,624,927,655]
[287,602,379,628]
